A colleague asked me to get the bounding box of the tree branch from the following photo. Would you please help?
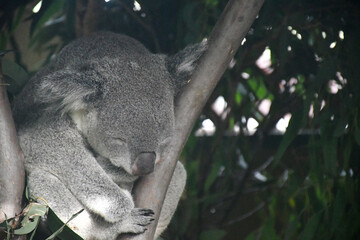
[120,0,264,239]
[76,0,104,37]
[0,61,25,223]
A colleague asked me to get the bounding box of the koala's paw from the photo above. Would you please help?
[123,208,155,234]
[90,195,134,223]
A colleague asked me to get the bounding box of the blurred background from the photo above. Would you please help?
[1,0,359,239]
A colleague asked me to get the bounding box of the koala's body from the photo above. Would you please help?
[12,32,206,240]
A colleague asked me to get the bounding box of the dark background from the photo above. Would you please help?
[1,0,359,239]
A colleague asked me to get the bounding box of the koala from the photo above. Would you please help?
[12,31,206,240]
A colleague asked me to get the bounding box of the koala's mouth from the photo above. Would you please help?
[131,152,156,176]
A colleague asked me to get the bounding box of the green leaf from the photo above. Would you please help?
[14,217,39,235]
[260,219,279,240]
[186,159,200,195]
[248,77,268,100]
[245,232,256,240]
[46,208,84,240]
[29,20,62,49]
[235,91,242,105]
[1,58,28,93]
[342,136,352,170]
[331,188,346,232]
[25,186,29,201]
[278,29,288,69]
[309,136,324,188]
[284,215,299,240]
[199,229,227,240]
[5,214,11,240]
[315,57,337,89]
[14,203,47,235]
[205,0,219,8]
[273,100,310,166]
[298,211,322,240]
[29,224,38,240]
[204,161,222,192]
[0,216,9,229]
[354,127,360,146]
[229,117,235,130]
[10,6,26,34]
[333,118,348,137]
[322,137,337,176]
[31,0,65,34]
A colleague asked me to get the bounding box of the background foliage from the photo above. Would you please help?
[1,0,359,239]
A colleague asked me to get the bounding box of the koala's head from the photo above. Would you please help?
[36,32,207,176]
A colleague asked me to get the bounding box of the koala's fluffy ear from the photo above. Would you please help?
[166,39,207,93]
[36,69,102,113]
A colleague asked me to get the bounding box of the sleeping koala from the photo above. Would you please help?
[12,31,206,240]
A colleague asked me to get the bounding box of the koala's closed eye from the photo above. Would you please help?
[111,137,127,145]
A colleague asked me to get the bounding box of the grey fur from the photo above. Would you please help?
[12,31,206,240]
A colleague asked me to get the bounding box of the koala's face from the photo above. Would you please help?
[57,32,207,177]
[76,59,175,176]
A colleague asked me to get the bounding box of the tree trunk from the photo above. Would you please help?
[0,60,26,224]
[76,0,104,38]
[119,0,265,239]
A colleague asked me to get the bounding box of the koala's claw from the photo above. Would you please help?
[125,208,154,233]
[139,209,154,216]
[131,208,154,217]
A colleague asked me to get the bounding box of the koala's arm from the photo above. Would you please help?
[58,152,134,223]
[23,116,136,223]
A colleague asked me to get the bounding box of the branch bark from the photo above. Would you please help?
[76,0,104,38]
[0,61,25,223]
[120,0,264,239]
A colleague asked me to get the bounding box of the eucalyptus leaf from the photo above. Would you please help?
[46,208,84,240]
[273,100,310,166]
[31,0,65,34]
[342,136,352,169]
[354,127,360,146]
[10,5,26,34]
[260,219,279,240]
[322,137,337,176]
[331,188,346,232]
[333,118,348,137]
[14,217,39,235]
[204,160,222,192]
[199,229,227,240]
[278,28,288,69]
[5,214,11,240]
[315,57,337,89]
[1,58,28,91]
[298,211,322,240]
[245,232,256,240]
[284,215,299,240]
[14,202,47,235]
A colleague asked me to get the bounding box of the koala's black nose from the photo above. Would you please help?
[131,152,156,176]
